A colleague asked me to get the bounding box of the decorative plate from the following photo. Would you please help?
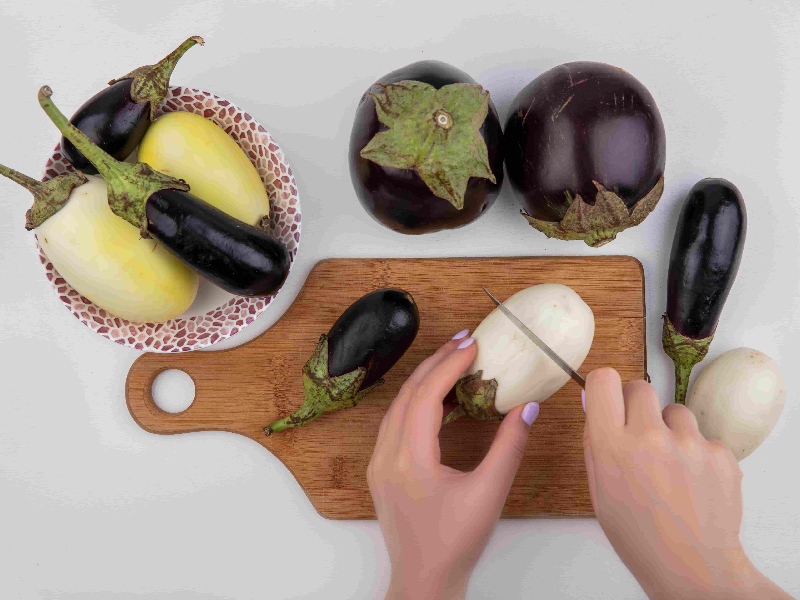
[37,86,301,352]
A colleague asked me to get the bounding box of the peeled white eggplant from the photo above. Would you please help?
[37,175,199,323]
[686,348,786,461]
[447,283,594,422]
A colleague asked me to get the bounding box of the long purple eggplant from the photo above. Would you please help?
[663,178,746,404]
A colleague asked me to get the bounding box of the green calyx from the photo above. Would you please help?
[442,370,503,425]
[38,86,189,237]
[109,35,204,121]
[521,175,664,248]
[360,80,496,210]
[263,335,384,436]
[662,314,714,405]
[0,163,87,230]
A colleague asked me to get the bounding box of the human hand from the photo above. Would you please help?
[583,368,792,599]
[368,332,540,600]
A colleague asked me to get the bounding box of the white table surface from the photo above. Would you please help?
[1,1,798,597]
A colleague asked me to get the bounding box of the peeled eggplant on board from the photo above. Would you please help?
[264,289,420,436]
[445,284,594,423]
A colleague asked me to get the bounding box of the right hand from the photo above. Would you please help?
[583,368,792,600]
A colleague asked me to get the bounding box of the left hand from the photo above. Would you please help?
[367,332,540,600]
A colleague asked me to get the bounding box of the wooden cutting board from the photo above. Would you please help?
[125,257,646,519]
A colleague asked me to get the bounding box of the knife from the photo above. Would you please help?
[482,286,586,389]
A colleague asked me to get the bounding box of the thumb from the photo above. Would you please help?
[472,402,539,493]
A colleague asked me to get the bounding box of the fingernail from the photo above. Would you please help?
[457,337,474,350]
[452,329,469,340]
[522,402,540,426]
[581,389,586,413]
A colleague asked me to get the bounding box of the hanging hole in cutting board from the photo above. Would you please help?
[151,369,196,414]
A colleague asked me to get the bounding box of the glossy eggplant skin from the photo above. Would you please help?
[327,289,419,389]
[666,179,746,339]
[505,62,665,221]
[349,60,504,234]
[145,189,290,297]
[62,79,150,175]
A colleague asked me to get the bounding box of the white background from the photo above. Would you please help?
[1,0,798,598]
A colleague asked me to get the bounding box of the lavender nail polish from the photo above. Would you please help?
[522,402,540,426]
[457,337,474,350]
[452,329,469,340]
[581,389,586,413]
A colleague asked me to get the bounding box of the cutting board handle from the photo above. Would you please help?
[125,350,243,436]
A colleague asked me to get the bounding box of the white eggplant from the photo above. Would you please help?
[36,175,199,323]
[447,283,594,422]
[0,161,202,324]
[686,348,786,461]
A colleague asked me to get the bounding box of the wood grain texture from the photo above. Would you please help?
[125,257,646,519]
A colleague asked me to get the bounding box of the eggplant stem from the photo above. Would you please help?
[661,314,714,405]
[0,163,45,193]
[262,335,384,437]
[153,36,205,81]
[442,405,466,425]
[110,35,205,120]
[1,161,87,229]
[673,362,695,405]
[264,402,323,437]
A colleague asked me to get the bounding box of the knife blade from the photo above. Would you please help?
[481,286,586,389]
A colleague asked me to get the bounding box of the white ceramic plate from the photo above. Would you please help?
[37,86,301,352]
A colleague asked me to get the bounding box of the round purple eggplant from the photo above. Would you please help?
[504,61,666,247]
[40,87,289,298]
[264,289,419,436]
[663,178,746,404]
[62,36,203,175]
[349,60,504,234]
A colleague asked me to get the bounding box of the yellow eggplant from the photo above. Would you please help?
[138,111,270,225]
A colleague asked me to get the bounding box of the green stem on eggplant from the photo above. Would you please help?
[0,162,87,230]
[37,86,189,237]
[359,80,496,210]
[109,35,204,120]
[442,370,503,424]
[442,405,466,425]
[662,314,714,404]
[263,335,384,436]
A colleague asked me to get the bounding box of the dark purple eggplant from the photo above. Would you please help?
[349,60,504,234]
[62,36,203,175]
[663,178,746,404]
[264,289,419,436]
[145,190,290,296]
[40,86,289,298]
[504,61,666,247]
